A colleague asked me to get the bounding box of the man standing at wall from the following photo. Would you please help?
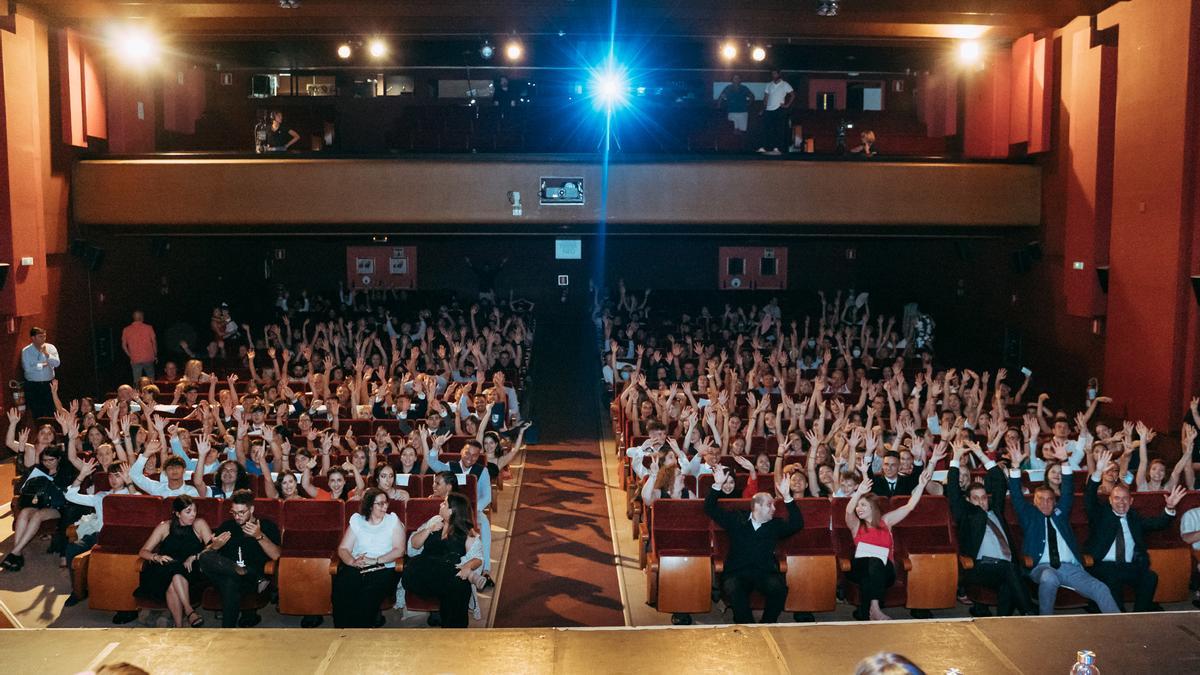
[718,74,755,135]
[757,70,794,156]
[21,327,59,419]
[122,310,158,382]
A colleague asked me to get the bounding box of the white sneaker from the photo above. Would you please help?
[756,147,767,153]
[766,149,782,156]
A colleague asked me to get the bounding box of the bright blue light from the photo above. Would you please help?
[589,61,630,110]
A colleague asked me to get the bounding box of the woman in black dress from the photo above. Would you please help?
[402,492,485,628]
[134,495,213,627]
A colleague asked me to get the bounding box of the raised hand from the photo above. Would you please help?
[1135,421,1156,445]
[731,455,755,473]
[712,464,729,486]
[1182,423,1198,450]
[1094,449,1113,475]
[855,477,873,496]
[1049,438,1070,462]
[1165,485,1187,511]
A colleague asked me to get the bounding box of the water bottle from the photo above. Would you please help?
[1069,650,1099,674]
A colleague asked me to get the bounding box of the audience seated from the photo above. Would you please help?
[1,285,530,628]
[608,282,1200,622]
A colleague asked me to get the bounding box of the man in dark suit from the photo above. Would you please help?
[1008,442,1119,615]
[869,451,919,497]
[1084,450,1185,612]
[705,465,803,624]
[946,442,1033,616]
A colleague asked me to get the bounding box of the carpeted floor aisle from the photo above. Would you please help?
[491,312,625,627]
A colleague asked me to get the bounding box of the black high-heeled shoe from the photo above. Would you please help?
[1,554,25,572]
[186,610,205,628]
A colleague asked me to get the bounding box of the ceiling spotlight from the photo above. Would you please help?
[278,0,302,8]
[368,39,388,59]
[720,42,737,62]
[751,45,766,62]
[590,62,630,110]
[336,43,352,59]
[107,23,162,67]
[816,1,840,16]
[505,41,523,61]
[958,40,983,65]
[480,41,494,60]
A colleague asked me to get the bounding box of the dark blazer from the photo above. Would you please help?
[1083,478,1173,562]
[947,463,1014,559]
[1009,468,1083,565]
[704,488,803,577]
[868,470,919,497]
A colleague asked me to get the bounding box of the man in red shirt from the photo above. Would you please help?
[121,310,158,382]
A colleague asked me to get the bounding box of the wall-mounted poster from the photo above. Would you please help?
[346,246,417,289]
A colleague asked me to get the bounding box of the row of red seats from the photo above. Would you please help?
[75,494,455,618]
[642,490,1200,619]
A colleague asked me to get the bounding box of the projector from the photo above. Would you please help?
[539,177,585,205]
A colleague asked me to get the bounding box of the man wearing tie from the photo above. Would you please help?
[1008,442,1118,615]
[1085,450,1185,612]
[869,451,919,497]
[946,441,1033,616]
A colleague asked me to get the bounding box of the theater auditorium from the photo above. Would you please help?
[1,0,1199,673]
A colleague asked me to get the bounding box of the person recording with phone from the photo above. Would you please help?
[196,489,281,627]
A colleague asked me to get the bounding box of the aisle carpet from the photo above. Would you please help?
[491,315,625,627]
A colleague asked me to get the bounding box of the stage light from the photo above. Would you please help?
[368,39,388,59]
[480,41,494,60]
[958,40,982,65]
[336,43,352,59]
[751,45,766,62]
[505,41,523,61]
[816,1,840,17]
[589,62,630,110]
[720,42,738,62]
[107,24,161,67]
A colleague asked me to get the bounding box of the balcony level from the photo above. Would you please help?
[73,154,1040,235]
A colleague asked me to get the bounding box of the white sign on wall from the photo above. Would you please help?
[556,239,582,260]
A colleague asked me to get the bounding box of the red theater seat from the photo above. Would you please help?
[645,499,712,615]
[889,496,958,610]
[80,495,168,612]
[399,498,444,612]
[781,499,838,613]
[276,500,345,617]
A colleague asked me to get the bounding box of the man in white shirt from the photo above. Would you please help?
[21,327,60,419]
[130,452,200,497]
[756,70,794,156]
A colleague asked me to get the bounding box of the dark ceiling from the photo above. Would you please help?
[27,0,1119,41]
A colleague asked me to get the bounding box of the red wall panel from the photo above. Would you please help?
[1098,0,1196,428]
[106,68,155,153]
[1009,34,1034,146]
[59,28,85,147]
[964,50,1013,159]
[1029,37,1054,154]
[82,44,106,140]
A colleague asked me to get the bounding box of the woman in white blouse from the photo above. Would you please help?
[331,487,405,628]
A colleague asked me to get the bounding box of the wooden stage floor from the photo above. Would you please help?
[3,611,1198,674]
